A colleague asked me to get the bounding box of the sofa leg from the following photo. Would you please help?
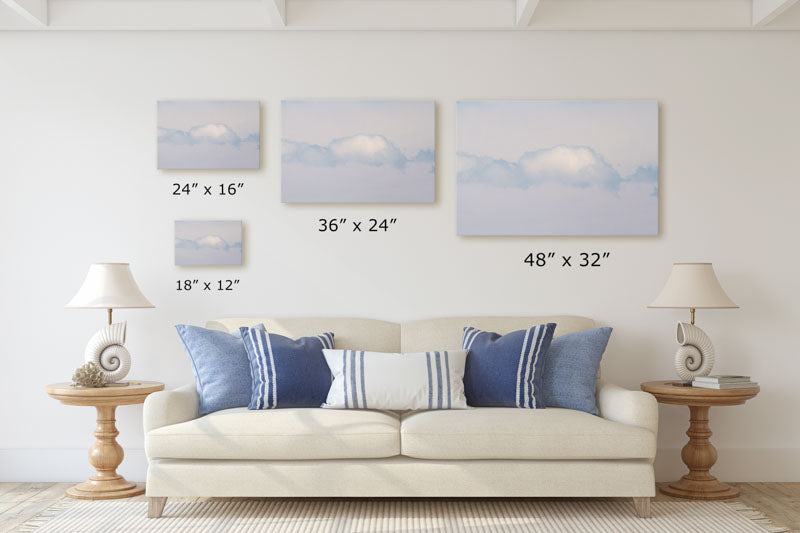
[148,497,167,518]
[632,497,651,518]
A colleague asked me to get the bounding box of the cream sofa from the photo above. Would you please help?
[143,316,658,518]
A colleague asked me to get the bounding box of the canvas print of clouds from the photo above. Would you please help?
[282,100,435,202]
[457,101,658,236]
[175,221,242,266]
[158,101,259,170]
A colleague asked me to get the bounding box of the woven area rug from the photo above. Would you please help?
[16,499,788,533]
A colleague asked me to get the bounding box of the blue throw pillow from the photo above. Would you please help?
[175,324,265,417]
[240,327,335,409]
[542,327,613,415]
[462,323,556,408]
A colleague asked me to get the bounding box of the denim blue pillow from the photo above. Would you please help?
[175,324,265,416]
[462,323,556,408]
[240,327,335,409]
[542,327,612,415]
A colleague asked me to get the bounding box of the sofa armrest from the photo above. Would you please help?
[143,383,199,433]
[596,380,658,435]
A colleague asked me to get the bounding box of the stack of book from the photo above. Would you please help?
[692,375,758,389]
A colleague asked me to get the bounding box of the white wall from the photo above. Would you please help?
[0,30,798,483]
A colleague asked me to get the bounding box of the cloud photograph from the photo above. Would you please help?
[281,100,435,203]
[457,100,658,235]
[158,101,260,170]
[175,220,242,266]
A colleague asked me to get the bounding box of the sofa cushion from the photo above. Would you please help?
[208,317,401,352]
[146,408,400,460]
[400,408,655,460]
[400,316,595,353]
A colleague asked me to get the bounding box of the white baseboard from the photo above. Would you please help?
[2,448,799,483]
[0,448,148,482]
[654,448,800,482]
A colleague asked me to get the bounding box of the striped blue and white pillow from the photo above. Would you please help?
[462,323,556,408]
[321,349,468,410]
[240,327,334,409]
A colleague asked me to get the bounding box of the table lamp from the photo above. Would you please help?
[66,263,154,383]
[648,262,738,382]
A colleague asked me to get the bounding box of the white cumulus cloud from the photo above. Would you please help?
[283,133,432,170]
[520,145,597,176]
[189,124,240,145]
[159,123,259,147]
[519,145,618,188]
[328,134,406,167]
[457,145,655,192]
[175,234,241,250]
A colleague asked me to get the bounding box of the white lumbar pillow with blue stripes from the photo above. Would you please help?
[321,349,468,410]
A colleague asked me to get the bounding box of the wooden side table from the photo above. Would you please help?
[641,380,759,500]
[45,381,165,500]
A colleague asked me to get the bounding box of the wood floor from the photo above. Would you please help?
[0,482,798,532]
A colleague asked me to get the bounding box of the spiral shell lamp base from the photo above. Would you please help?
[673,322,715,381]
[84,321,131,383]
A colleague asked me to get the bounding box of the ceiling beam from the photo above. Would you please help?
[752,0,800,26]
[2,0,796,31]
[264,0,286,26]
[516,0,540,27]
[1,0,47,26]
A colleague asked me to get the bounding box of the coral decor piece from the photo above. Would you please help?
[71,361,106,388]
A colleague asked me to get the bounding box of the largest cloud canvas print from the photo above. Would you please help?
[282,100,435,202]
[457,100,658,235]
[158,101,260,170]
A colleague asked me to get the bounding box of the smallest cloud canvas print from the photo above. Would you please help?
[158,101,260,170]
[175,221,242,266]
[282,100,435,203]
[457,100,658,236]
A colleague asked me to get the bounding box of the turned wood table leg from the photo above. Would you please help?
[66,405,145,500]
[660,405,739,500]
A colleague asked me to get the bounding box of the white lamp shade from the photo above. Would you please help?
[66,263,154,309]
[648,262,738,309]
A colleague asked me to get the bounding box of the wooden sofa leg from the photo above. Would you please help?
[148,497,167,518]
[633,497,651,518]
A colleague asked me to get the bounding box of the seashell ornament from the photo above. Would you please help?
[84,321,131,382]
[674,321,715,381]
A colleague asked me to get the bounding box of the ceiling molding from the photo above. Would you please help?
[1,0,46,27]
[752,0,800,26]
[285,0,512,29]
[1,0,798,31]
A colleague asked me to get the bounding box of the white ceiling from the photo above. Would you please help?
[1,0,799,30]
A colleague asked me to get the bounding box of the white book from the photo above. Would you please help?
[692,381,758,390]
[693,375,751,383]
